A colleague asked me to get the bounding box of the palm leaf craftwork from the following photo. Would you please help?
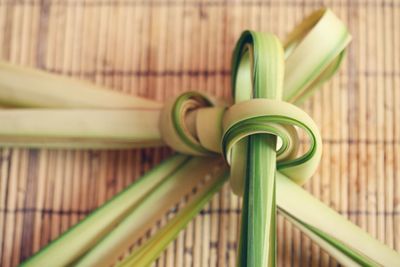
[0,8,399,267]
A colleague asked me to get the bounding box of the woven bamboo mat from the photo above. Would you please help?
[0,0,399,266]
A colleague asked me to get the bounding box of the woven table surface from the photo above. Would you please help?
[0,0,399,266]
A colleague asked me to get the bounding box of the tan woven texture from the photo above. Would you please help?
[0,0,399,266]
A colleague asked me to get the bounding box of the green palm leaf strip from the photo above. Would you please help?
[0,61,164,149]
[0,108,163,149]
[229,31,284,267]
[116,173,229,267]
[276,172,400,267]
[20,154,189,267]
[21,155,227,267]
[73,157,226,267]
[0,60,161,109]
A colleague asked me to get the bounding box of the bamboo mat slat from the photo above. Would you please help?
[0,0,399,266]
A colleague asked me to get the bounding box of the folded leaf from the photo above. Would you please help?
[283,8,351,104]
